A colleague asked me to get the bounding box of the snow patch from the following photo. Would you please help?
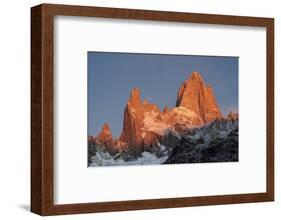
[173,107,199,119]
[89,151,168,167]
[142,110,168,135]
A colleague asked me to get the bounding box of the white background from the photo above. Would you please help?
[0,0,279,219]
[54,16,266,204]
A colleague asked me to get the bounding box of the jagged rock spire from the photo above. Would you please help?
[128,87,141,106]
[176,71,222,123]
[96,123,113,145]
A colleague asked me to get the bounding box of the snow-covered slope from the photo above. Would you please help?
[164,118,238,164]
[90,151,169,167]
[89,117,238,166]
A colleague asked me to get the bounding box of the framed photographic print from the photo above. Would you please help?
[31,4,274,216]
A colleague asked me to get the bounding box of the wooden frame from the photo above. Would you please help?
[31,3,274,216]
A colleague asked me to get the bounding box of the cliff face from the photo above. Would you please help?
[92,72,228,155]
[176,72,222,124]
[119,88,164,153]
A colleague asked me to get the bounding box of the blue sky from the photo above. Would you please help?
[88,52,238,137]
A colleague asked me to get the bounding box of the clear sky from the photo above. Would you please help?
[88,52,238,137]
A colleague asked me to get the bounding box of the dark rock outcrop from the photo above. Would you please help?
[164,118,238,164]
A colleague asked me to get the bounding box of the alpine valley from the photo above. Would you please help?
[88,72,238,167]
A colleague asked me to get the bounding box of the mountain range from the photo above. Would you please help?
[88,72,238,166]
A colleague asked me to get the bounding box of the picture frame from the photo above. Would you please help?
[31,3,274,216]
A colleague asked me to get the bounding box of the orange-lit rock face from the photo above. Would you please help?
[119,88,164,153]
[95,123,113,150]
[96,123,127,154]
[176,72,222,124]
